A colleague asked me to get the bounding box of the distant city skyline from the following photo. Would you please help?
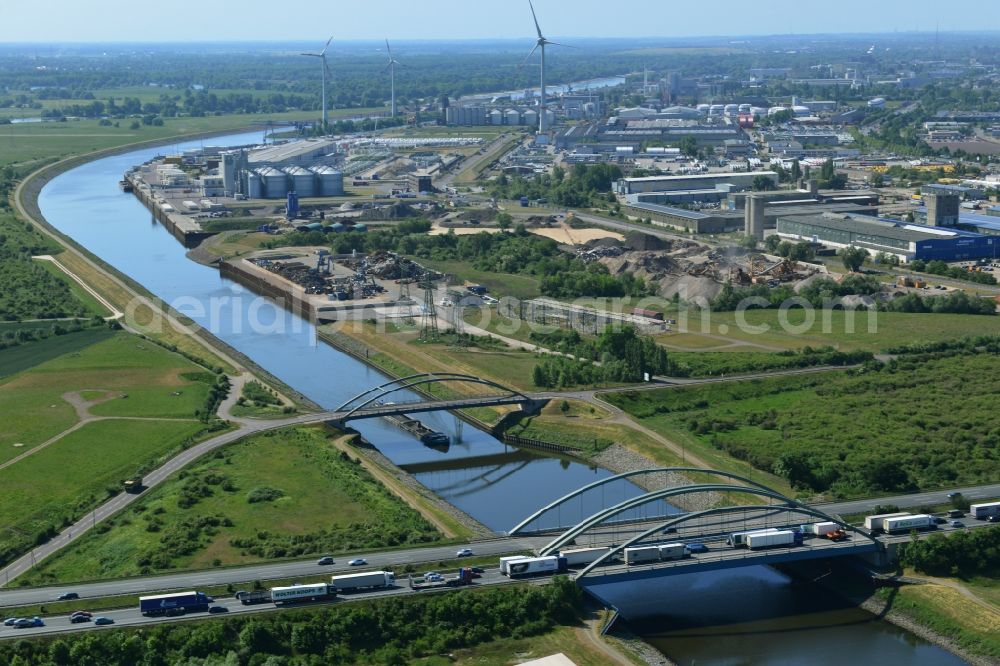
[2,0,999,43]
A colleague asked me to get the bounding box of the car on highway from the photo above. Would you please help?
[70,615,92,624]
[685,543,709,554]
[947,492,962,499]
[425,574,444,582]
[316,556,335,565]
[57,592,79,600]
[14,617,43,628]
[951,520,965,528]
[456,548,474,558]
[470,566,485,574]
[208,606,228,614]
[3,618,20,626]
[348,558,367,566]
[70,611,92,618]
[94,617,114,626]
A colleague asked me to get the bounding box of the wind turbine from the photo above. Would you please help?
[384,39,401,118]
[302,36,334,133]
[522,0,572,135]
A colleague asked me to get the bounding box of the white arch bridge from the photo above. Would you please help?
[508,468,885,585]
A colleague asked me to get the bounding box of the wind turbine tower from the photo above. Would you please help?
[523,0,571,135]
[385,39,401,117]
[302,36,334,132]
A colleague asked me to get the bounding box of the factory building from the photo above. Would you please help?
[615,171,779,195]
[624,200,874,235]
[776,212,998,263]
[216,139,345,200]
[445,105,552,127]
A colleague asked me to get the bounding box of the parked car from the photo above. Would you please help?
[57,592,79,600]
[685,543,709,554]
[94,617,114,626]
[348,558,367,566]
[208,606,228,614]
[456,548,474,558]
[316,556,335,566]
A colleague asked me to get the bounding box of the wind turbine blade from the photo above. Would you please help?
[528,0,543,39]
[302,52,321,57]
[321,35,334,56]
[520,44,539,67]
[385,38,393,59]
[546,41,576,48]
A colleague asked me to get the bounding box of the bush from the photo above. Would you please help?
[246,486,285,504]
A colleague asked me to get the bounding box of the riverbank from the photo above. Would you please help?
[13,127,321,411]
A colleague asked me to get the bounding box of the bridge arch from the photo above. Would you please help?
[575,503,880,579]
[335,373,528,420]
[509,468,779,535]
[539,483,805,556]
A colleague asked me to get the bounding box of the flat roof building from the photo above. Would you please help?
[776,212,999,263]
[615,171,778,195]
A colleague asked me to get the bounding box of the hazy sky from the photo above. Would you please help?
[1,0,998,42]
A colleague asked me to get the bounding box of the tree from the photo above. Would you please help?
[752,175,776,191]
[790,159,802,182]
[496,212,512,232]
[839,246,868,272]
[678,136,699,158]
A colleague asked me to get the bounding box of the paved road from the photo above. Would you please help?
[816,483,1000,518]
[0,568,523,640]
[0,538,549,609]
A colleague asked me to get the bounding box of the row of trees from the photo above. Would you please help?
[909,259,998,286]
[530,325,673,387]
[899,526,1000,577]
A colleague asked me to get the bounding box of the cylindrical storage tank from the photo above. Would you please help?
[353,223,368,233]
[522,109,538,127]
[489,109,504,125]
[768,106,788,116]
[246,172,262,199]
[506,109,521,125]
[544,109,555,126]
[724,104,738,116]
[696,103,710,114]
[311,166,344,197]
[285,166,315,197]
[329,222,346,233]
[260,167,288,199]
[739,103,752,113]
[792,105,810,116]
[305,222,323,232]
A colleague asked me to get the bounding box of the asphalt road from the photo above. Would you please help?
[0,537,549,610]
[816,483,1000,517]
[0,568,520,640]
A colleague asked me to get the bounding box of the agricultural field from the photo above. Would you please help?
[22,427,441,584]
[0,331,221,567]
[606,352,1000,500]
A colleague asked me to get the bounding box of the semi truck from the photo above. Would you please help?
[270,583,336,605]
[801,522,840,537]
[330,571,396,592]
[658,543,687,561]
[745,530,802,550]
[883,514,935,533]
[502,556,568,578]
[864,512,912,532]
[409,568,475,591]
[139,591,211,616]
[559,547,611,567]
[971,502,1000,520]
[237,590,272,606]
[625,546,661,565]
[728,528,781,548]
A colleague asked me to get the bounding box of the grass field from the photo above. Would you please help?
[22,427,442,583]
[0,326,114,380]
[419,258,542,300]
[660,308,1000,353]
[606,352,1000,500]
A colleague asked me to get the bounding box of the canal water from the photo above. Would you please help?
[36,132,967,665]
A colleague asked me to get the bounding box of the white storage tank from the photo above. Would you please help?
[312,166,344,197]
[506,109,521,125]
[709,104,724,116]
[522,109,538,127]
[724,104,738,116]
[739,103,752,113]
[246,171,262,199]
[696,103,710,114]
[259,167,289,199]
[489,109,504,126]
[284,166,316,198]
